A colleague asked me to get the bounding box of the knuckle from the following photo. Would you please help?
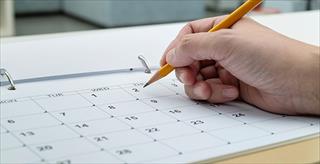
[184,22,192,30]
[184,21,196,33]
[178,22,193,36]
[211,30,237,61]
[214,30,234,43]
[179,35,193,52]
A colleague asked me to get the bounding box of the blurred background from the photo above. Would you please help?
[1,0,319,37]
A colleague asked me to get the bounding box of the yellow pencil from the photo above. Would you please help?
[143,0,263,88]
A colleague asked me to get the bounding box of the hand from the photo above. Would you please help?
[161,16,320,115]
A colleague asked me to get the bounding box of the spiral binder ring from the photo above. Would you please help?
[138,55,151,74]
[0,68,16,90]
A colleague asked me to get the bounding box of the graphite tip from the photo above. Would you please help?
[143,83,150,88]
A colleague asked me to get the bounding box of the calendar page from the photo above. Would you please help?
[1,71,319,163]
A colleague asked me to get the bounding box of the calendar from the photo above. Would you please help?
[1,71,319,163]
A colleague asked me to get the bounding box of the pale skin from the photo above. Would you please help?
[160,16,320,116]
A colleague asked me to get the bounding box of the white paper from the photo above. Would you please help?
[1,72,319,163]
[0,24,183,81]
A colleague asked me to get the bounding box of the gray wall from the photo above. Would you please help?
[311,0,320,10]
[62,0,205,27]
[263,0,308,12]
[14,0,205,27]
[15,0,61,14]
[14,0,319,27]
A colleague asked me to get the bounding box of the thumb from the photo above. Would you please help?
[166,30,234,67]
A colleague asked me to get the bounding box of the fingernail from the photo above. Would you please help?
[194,85,204,99]
[222,88,237,98]
[179,72,187,84]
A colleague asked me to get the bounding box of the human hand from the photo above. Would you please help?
[161,17,320,115]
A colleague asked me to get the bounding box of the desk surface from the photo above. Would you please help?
[1,10,319,163]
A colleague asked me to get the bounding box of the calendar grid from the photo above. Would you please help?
[29,97,126,163]
[131,82,235,153]
[158,80,317,144]
[76,88,175,156]
[0,123,45,161]
[158,82,234,143]
[1,114,313,149]
[76,86,189,162]
[1,78,319,163]
[116,85,184,155]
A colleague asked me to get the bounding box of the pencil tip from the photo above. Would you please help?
[143,83,149,88]
[143,70,163,88]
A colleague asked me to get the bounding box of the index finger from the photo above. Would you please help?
[160,16,226,66]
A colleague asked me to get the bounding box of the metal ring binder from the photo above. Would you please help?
[0,68,16,90]
[138,55,151,74]
[0,56,155,89]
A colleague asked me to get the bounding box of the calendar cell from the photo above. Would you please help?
[13,126,78,145]
[80,89,135,105]
[0,100,43,118]
[161,79,186,95]
[143,95,195,110]
[252,117,311,133]
[52,107,110,124]
[227,101,257,110]
[30,138,98,160]
[110,142,177,163]
[164,105,217,121]
[287,116,320,126]
[70,118,130,136]
[187,115,242,131]
[210,103,246,114]
[123,84,174,99]
[119,111,176,128]
[209,124,270,142]
[226,109,281,124]
[100,101,153,116]
[89,130,152,149]
[162,133,225,152]
[53,151,122,164]
[1,147,40,163]
[35,94,91,112]
[1,133,22,149]
[140,122,198,140]
[1,113,60,131]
